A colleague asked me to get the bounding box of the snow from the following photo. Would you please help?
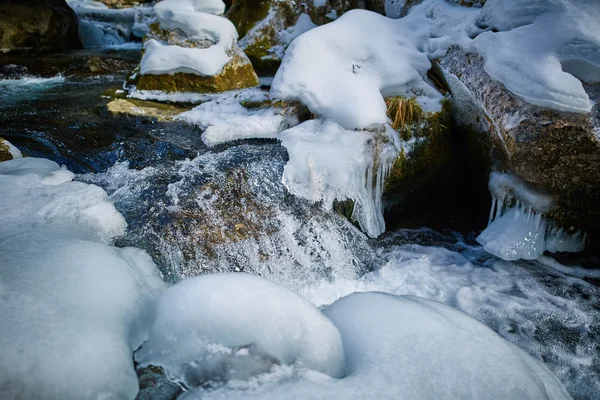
[140,0,238,77]
[273,0,599,129]
[1,138,22,159]
[478,172,586,260]
[134,273,345,388]
[0,157,167,400]
[278,119,398,237]
[271,9,441,130]
[180,292,571,400]
[177,90,299,146]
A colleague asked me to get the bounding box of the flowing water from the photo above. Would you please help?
[1,55,599,400]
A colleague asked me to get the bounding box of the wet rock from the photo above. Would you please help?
[0,64,29,79]
[98,0,154,8]
[134,14,259,93]
[0,137,22,161]
[106,98,191,121]
[136,366,181,400]
[438,46,600,239]
[0,0,81,52]
[0,49,140,77]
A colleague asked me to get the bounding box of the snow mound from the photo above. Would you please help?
[273,0,599,128]
[135,273,345,388]
[181,292,572,400]
[0,157,167,400]
[278,119,398,237]
[478,172,586,260]
[140,0,237,77]
[177,89,299,146]
[469,0,599,113]
[0,157,125,243]
[271,9,442,130]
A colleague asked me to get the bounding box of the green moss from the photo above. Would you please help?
[242,29,282,76]
[0,139,13,162]
[226,0,272,38]
[384,97,454,199]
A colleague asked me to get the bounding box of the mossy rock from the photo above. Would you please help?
[0,138,14,162]
[0,0,81,52]
[106,98,191,121]
[164,168,278,262]
[225,0,272,39]
[136,47,260,93]
[383,97,455,208]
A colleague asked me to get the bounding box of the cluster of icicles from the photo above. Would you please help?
[477,172,586,261]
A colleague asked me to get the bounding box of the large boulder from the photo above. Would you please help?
[437,46,600,241]
[134,0,259,93]
[0,0,81,52]
[226,0,361,75]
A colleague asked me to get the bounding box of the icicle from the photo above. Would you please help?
[488,196,497,225]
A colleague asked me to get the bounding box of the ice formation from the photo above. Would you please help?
[181,292,572,400]
[271,9,442,130]
[177,89,299,146]
[278,120,398,237]
[477,172,586,260]
[0,157,167,400]
[272,0,599,129]
[140,0,238,77]
[68,0,154,49]
[135,273,345,388]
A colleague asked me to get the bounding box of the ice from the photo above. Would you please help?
[68,0,154,48]
[271,10,441,130]
[478,207,548,261]
[181,292,571,400]
[477,172,586,260]
[177,89,299,146]
[134,273,345,388]
[278,119,398,237]
[0,157,167,400]
[140,0,238,77]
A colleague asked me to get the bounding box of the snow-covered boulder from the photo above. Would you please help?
[0,0,81,52]
[0,138,22,161]
[0,157,167,400]
[271,9,442,130]
[135,0,259,93]
[228,0,363,75]
[439,46,600,250]
[135,273,345,387]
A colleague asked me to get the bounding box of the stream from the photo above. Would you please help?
[1,52,599,400]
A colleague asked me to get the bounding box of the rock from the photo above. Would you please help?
[0,0,81,52]
[97,0,154,8]
[228,0,361,75]
[0,138,22,161]
[0,49,141,77]
[437,46,600,239]
[134,3,260,94]
[106,98,190,121]
[136,44,259,93]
